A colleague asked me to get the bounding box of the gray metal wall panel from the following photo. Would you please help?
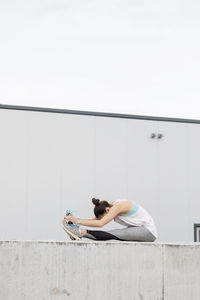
[94,117,128,231]
[127,119,159,225]
[26,111,62,240]
[95,116,128,199]
[187,123,200,241]
[157,121,189,242]
[60,114,95,231]
[0,109,28,239]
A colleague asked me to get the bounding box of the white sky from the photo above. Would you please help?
[0,0,200,119]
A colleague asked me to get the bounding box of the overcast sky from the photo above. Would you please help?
[0,0,200,119]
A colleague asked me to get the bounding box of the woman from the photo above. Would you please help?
[62,198,158,242]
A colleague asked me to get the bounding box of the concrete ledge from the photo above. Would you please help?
[0,241,200,300]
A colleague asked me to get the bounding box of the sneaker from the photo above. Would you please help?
[62,219,75,240]
[62,219,82,240]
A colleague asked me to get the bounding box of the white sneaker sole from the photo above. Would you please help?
[62,220,81,240]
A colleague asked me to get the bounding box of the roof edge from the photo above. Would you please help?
[0,103,199,124]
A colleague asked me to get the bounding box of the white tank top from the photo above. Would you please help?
[113,199,158,239]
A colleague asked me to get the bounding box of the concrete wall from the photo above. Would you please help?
[0,241,200,300]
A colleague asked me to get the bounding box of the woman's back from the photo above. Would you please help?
[113,199,158,239]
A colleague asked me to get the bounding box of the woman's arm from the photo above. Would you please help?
[97,204,122,226]
[65,203,122,227]
[64,215,102,227]
[78,218,102,227]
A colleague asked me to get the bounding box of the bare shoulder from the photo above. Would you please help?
[112,200,133,215]
[112,199,132,206]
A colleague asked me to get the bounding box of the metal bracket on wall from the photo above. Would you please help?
[150,133,164,139]
[151,133,157,138]
[157,133,163,139]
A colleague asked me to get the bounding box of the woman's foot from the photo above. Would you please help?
[62,219,83,240]
[62,219,75,240]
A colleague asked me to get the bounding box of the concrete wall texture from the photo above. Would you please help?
[0,241,200,300]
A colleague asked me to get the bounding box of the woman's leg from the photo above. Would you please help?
[83,229,121,241]
[108,226,156,242]
[81,226,156,242]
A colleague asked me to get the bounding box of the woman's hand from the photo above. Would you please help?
[65,215,79,224]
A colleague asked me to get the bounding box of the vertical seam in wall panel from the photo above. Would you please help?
[185,123,191,240]
[94,117,96,196]
[156,121,161,242]
[61,114,65,218]
[26,112,30,239]
[162,244,165,300]
[25,112,28,239]
[59,115,63,219]
[126,119,128,199]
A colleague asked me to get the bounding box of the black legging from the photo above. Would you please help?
[85,226,156,242]
[86,230,121,240]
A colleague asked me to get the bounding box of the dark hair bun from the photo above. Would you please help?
[92,198,100,206]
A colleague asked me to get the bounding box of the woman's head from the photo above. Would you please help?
[92,198,111,219]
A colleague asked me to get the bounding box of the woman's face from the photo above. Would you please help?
[98,207,110,220]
